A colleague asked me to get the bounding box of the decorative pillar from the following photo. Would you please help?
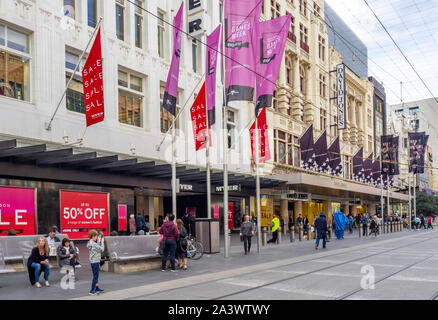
[280,199,289,231]
[324,200,332,225]
[304,64,314,123]
[277,57,289,115]
[294,201,303,224]
[292,56,303,121]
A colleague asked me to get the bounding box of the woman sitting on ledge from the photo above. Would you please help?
[27,237,51,288]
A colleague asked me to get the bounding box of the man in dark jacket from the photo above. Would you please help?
[314,212,328,250]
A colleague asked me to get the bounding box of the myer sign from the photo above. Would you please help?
[281,191,311,201]
[188,0,205,36]
[216,185,241,192]
[337,64,346,130]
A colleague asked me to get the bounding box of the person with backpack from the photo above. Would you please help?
[159,214,179,272]
[361,213,369,237]
[420,214,426,229]
[176,219,188,270]
[369,216,378,237]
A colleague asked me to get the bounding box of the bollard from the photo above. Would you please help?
[367,222,370,237]
[385,223,389,233]
[262,227,267,246]
[299,224,303,241]
[359,224,363,238]
[284,225,287,236]
[399,221,402,232]
[390,221,393,233]
[307,226,310,241]
[278,227,282,244]
[378,221,382,235]
[290,227,295,242]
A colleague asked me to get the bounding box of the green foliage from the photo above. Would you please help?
[416,193,438,217]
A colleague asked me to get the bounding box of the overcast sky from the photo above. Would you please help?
[325,0,438,106]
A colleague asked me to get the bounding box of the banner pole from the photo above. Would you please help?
[46,17,103,131]
[413,172,417,218]
[387,174,390,218]
[206,91,211,220]
[408,171,412,230]
[380,175,384,225]
[255,112,262,253]
[221,14,229,258]
[170,9,177,218]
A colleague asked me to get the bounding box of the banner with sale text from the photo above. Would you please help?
[60,190,109,239]
[0,186,36,236]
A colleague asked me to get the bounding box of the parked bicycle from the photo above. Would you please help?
[183,236,204,260]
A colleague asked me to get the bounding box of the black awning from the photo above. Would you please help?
[0,139,286,190]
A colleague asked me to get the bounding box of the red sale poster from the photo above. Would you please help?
[0,186,36,236]
[60,190,109,239]
[228,202,234,230]
[118,204,127,232]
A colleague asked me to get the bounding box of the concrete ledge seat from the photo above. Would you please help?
[105,235,161,274]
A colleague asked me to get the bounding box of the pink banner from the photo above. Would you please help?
[118,204,127,232]
[206,25,221,126]
[163,3,184,116]
[225,0,262,102]
[254,15,291,116]
[0,186,36,236]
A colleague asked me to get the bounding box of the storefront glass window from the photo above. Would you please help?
[0,51,30,101]
[0,25,4,46]
[66,75,84,113]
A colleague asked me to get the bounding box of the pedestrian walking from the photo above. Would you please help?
[175,219,188,270]
[369,217,378,237]
[159,214,179,272]
[87,230,105,295]
[361,213,369,237]
[303,216,309,238]
[314,212,328,250]
[240,215,256,255]
[420,214,426,229]
[27,237,51,288]
[427,216,433,229]
[267,214,280,244]
[348,215,354,234]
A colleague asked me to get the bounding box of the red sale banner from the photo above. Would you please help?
[0,186,36,236]
[83,27,104,127]
[60,190,109,239]
[250,108,271,163]
[118,204,127,232]
[190,83,212,151]
[228,202,234,230]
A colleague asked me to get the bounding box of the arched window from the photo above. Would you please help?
[286,57,293,87]
[300,66,305,94]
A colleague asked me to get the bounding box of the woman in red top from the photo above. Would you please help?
[159,213,179,272]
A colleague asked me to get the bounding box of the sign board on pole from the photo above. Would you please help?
[336,64,346,130]
[0,186,37,236]
[60,190,109,239]
[118,204,127,232]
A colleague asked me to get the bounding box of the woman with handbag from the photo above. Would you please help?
[176,219,188,270]
[240,215,255,255]
[158,214,179,272]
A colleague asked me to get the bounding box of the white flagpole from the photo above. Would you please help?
[408,171,412,230]
[46,17,103,131]
[206,92,211,220]
[170,9,177,218]
[255,110,261,253]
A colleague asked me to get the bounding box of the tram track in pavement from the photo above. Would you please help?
[212,233,438,300]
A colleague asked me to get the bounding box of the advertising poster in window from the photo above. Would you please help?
[118,204,127,232]
[0,186,36,236]
[60,190,109,239]
[228,202,234,230]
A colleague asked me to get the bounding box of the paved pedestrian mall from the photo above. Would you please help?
[2,229,438,300]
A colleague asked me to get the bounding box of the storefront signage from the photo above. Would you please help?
[214,205,219,219]
[118,204,127,232]
[60,190,109,239]
[215,185,241,192]
[0,186,36,236]
[348,199,362,206]
[188,0,205,36]
[180,184,193,191]
[281,191,311,201]
[337,63,346,130]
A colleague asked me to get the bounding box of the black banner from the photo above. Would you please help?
[409,132,428,174]
[381,135,393,175]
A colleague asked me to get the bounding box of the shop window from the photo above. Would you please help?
[116,0,125,41]
[118,69,144,127]
[88,0,98,28]
[0,25,31,101]
[157,10,166,58]
[275,130,300,166]
[134,0,144,48]
[64,0,76,19]
[65,51,86,113]
[299,66,305,94]
[160,83,181,133]
[286,57,293,87]
[227,109,236,149]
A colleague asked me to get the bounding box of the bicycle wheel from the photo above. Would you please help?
[190,241,204,260]
[186,241,197,260]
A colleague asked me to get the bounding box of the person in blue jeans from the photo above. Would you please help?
[159,213,180,272]
[87,230,105,295]
[27,237,51,288]
[314,212,328,250]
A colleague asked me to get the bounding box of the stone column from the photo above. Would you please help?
[292,56,303,121]
[304,64,314,123]
[294,201,303,224]
[280,199,289,232]
[368,203,377,216]
[351,206,358,217]
[324,200,332,225]
[349,96,357,145]
[277,58,289,115]
[342,203,350,216]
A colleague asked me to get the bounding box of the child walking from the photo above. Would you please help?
[87,230,105,295]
